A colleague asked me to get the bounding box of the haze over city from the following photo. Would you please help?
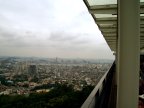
[0,0,114,59]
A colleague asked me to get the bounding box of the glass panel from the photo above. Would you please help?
[87,0,117,6]
[94,14,117,18]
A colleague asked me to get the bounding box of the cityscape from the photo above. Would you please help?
[0,1,114,107]
[0,0,142,108]
[0,56,113,96]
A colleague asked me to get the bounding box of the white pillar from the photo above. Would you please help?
[117,0,140,108]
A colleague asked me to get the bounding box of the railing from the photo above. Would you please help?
[81,62,115,108]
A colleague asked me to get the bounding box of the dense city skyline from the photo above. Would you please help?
[0,0,114,59]
[0,56,112,95]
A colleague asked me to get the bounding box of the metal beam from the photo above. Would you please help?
[107,41,116,42]
[103,33,116,36]
[96,21,117,25]
[101,28,117,31]
[100,29,144,33]
[102,30,117,34]
[96,17,144,25]
[96,18,116,25]
[88,2,144,14]
[104,37,117,40]
[98,24,117,29]
[141,24,144,28]
[96,17,117,21]
[98,23,144,28]
[89,4,117,14]
[101,29,117,32]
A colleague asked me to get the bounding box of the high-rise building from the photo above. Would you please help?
[28,65,37,77]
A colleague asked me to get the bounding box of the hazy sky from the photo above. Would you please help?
[0,0,114,59]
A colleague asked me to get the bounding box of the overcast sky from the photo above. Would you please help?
[0,0,114,59]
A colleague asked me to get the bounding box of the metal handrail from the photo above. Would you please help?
[81,63,115,108]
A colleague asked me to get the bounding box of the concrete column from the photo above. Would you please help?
[117,0,140,108]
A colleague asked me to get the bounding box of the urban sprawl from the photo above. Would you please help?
[0,57,112,95]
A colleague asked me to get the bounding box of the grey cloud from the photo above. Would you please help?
[46,34,93,53]
[72,39,90,45]
[0,0,114,59]
[0,28,51,48]
[0,28,29,47]
[49,32,93,46]
[49,32,78,42]
[0,27,17,40]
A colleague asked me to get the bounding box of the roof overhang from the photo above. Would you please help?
[83,0,144,52]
